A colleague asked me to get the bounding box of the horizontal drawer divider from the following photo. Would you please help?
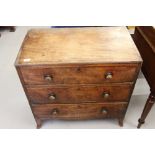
[31,102,128,106]
[25,82,134,88]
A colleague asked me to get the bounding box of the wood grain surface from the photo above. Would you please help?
[26,84,132,104]
[15,27,142,128]
[32,103,127,120]
[15,27,142,66]
[20,64,138,85]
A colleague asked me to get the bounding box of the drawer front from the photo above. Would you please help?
[32,103,127,119]
[20,65,138,85]
[27,84,132,104]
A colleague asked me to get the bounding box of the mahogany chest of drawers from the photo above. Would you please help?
[15,27,142,128]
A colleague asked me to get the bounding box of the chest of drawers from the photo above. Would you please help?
[15,27,142,128]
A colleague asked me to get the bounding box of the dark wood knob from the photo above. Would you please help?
[103,92,110,98]
[44,75,53,81]
[105,72,113,79]
[48,93,56,100]
[101,108,108,114]
[51,109,59,115]
[76,67,81,72]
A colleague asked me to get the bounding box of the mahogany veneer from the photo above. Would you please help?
[15,27,142,128]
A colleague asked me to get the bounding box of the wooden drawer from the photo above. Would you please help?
[20,65,138,85]
[32,103,127,119]
[26,84,132,104]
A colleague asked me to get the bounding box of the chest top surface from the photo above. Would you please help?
[16,27,142,66]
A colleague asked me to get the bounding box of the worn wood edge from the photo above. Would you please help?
[15,62,142,68]
[15,66,39,127]
[35,117,122,121]
[16,61,143,66]
[14,30,31,67]
[32,101,128,108]
[25,82,134,88]
[31,102,128,106]
[121,62,142,118]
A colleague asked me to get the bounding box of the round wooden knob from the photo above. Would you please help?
[76,67,81,72]
[51,109,59,115]
[101,109,108,114]
[105,72,113,79]
[48,94,56,100]
[103,92,110,98]
[44,75,53,81]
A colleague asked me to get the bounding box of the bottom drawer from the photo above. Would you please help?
[32,103,127,120]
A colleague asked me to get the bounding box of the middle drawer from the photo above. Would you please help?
[26,84,133,104]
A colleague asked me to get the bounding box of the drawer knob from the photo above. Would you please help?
[101,108,108,114]
[51,109,59,115]
[76,67,81,72]
[48,93,56,100]
[44,75,53,81]
[105,72,113,79]
[103,92,110,98]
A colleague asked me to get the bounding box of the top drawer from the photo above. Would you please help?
[19,64,139,85]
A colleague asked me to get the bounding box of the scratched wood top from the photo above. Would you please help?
[16,27,142,66]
